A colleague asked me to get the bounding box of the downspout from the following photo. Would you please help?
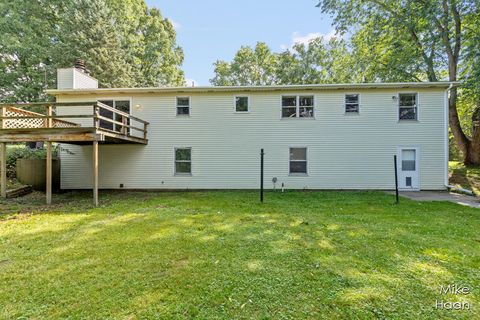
[444,83,453,188]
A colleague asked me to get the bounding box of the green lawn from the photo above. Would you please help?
[0,191,479,319]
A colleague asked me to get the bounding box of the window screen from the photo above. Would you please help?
[175,148,191,174]
[176,97,190,115]
[282,96,314,118]
[399,93,417,120]
[289,147,307,174]
[345,94,359,113]
[235,97,249,112]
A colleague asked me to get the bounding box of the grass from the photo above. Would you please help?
[449,161,480,195]
[0,190,479,319]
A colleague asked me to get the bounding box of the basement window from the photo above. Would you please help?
[345,94,359,113]
[289,147,307,175]
[399,93,417,120]
[175,148,191,175]
[282,96,314,118]
[176,97,190,116]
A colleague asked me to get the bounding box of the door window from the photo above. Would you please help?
[401,149,416,171]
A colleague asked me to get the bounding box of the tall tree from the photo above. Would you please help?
[210,37,357,86]
[316,0,480,164]
[211,42,278,86]
[277,37,359,84]
[0,0,184,103]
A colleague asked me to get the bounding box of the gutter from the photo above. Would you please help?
[46,81,459,96]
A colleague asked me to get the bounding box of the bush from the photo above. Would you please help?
[6,145,58,178]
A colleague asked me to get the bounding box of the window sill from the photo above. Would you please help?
[281,117,316,120]
[176,114,191,117]
[289,173,308,177]
[174,173,192,176]
[234,111,251,114]
[397,119,419,123]
[344,112,360,116]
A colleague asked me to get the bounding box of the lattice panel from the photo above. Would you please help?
[53,120,79,128]
[3,107,80,129]
[4,108,45,128]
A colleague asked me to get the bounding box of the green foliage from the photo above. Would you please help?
[211,42,279,86]
[0,191,479,318]
[0,0,184,102]
[211,38,358,85]
[314,0,480,163]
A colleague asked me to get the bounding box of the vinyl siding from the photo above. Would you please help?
[56,88,447,190]
[56,69,74,89]
[72,69,98,89]
[56,68,98,89]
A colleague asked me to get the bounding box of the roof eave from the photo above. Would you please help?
[45,81,459,96]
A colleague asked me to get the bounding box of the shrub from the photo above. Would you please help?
[6,145,58,178]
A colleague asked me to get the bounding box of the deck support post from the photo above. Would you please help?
[1,142,6,198]
[46,141,52,204]
[93,141,99,206]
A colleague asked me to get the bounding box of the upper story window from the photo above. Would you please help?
[176,97,190,116]
[235,96,249,112]
[174,147,192,175]
[399,93,417,120]
[282,95,314,118]
[345,94,359,113]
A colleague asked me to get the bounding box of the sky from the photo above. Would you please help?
[146,0,335,85]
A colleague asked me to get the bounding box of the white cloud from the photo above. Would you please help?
[167,18,181,30]
[281,30,341,50]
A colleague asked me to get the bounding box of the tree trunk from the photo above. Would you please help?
[449,87,471,156]
[446,58,478,165]
[464,100,480,165]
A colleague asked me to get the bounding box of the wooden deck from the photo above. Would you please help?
[0,101,149,205]
[0,102,149,144]
[0,127,147,144]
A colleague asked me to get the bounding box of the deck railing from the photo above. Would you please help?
[0,102,149,140]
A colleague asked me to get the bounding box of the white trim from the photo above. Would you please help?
[288,146,308,176]
[444,85,452,186]
[47,81,458,96]
[398,92,419,121]
[233,95,250,113]
[344,93,360,114]
[176,96,191,116]
[72,69,76,89]
[96,96,133,112]
[174,147,192,176]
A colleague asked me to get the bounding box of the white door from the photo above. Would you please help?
[398,148,419,190]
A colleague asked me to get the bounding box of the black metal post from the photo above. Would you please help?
[394,155,399,204]
[260,149,264,203]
